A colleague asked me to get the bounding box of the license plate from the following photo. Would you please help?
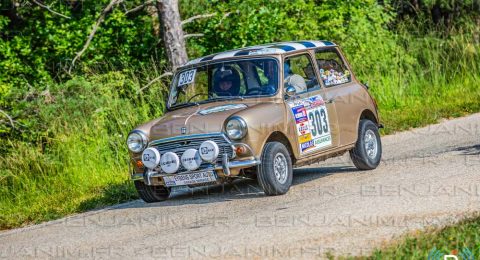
[163,171,217,187]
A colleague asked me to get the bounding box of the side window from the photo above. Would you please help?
[315,49,351,87]
[284,54,319,94]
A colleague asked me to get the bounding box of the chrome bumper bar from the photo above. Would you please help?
[131,159,261,182]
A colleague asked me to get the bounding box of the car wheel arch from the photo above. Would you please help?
[359,109,378,125]
[351,109,379,143]
[263,131,297,165]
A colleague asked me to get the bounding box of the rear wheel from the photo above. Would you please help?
[350,119,382,170]
[257,142,293,196]
[134,180,171,203]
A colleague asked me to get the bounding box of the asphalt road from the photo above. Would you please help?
[1,114,480,259]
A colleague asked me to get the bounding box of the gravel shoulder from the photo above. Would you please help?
[1,114,479,259]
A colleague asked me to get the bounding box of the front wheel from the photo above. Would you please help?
[134,180,171,203]
[257,142,293,196]
[350,119,382,170]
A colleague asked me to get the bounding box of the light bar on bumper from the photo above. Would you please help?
[130,158,261,181]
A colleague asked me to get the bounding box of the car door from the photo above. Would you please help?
[283,52,340,158]
[314,47,362,146]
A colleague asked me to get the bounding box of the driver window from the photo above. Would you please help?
[284,54,319,94]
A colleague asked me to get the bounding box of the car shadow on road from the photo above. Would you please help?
[115,165,357,209]
[454,144,480,155]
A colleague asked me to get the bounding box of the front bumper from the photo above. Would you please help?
[129,132,260,185]
[131,158,261,183]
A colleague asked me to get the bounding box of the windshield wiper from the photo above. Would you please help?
[169,96,243,110]
[200,96,244,104]
[168,102,199,110]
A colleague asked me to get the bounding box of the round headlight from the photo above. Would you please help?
[127,131,148,153]
[225,117,247,140]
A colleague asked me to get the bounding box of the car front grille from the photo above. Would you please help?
[149,133,234,173]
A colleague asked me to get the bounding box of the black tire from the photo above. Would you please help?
[134,180,171,203]
[257,142,293,196]
[349,119,382,170]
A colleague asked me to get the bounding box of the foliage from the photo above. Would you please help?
[0,0,162,141]
[392,0,480,31]
[183,0,398,75]
[0,69,169,229]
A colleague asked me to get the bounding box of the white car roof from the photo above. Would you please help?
[184,40,337,66]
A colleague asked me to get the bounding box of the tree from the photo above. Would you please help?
[71,0,191,72]
[156,0,188,69]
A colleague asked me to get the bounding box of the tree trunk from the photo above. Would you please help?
[146,4,160,37]
[156,0,188,70]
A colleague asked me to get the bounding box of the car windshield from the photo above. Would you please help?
[168,58,279,108]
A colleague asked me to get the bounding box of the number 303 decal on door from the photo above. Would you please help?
[288,95,332,154]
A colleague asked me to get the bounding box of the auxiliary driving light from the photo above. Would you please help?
[141,148,161,169]
[199,140,219,162]
[181,149,202,171]
[160,152,180,174]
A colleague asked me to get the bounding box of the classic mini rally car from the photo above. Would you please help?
[127,40,382,202]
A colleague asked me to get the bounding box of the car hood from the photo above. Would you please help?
[136,101,253,141]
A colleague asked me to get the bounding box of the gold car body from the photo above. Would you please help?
[129,41,380,185]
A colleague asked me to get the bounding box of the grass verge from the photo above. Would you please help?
[346,215,480,259]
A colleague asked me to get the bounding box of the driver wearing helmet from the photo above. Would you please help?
[284,61,307,93]
[213,66,241,97]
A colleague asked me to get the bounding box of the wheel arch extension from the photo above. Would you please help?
[265,131,297,164]
[359,109,379,125]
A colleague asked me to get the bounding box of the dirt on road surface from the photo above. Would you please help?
[1,114,480,259]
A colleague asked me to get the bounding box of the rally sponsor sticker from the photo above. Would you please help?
[288,95,332,154]
[298,133,312,143]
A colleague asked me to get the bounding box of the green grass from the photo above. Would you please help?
[363,27,480,135]
[328,215,480,259]
[1,26,479,230]
[355,215,480,259]
[0,71,168,229]
[378,75,480,135]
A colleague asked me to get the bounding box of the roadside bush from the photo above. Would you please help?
[0,70,169,229]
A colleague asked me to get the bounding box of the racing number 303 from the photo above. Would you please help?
[178,70,196,86]
[308,107,329,137]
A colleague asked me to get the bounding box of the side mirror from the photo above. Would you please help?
[363,82,369,90]
[285,85,297,97]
